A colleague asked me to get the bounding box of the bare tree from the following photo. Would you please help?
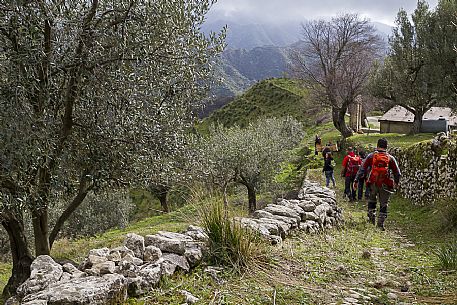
[290,14,382,138]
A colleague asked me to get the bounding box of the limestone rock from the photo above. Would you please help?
[124,233,145,259]
[255,218,290,238]
[183,244,203,268]
[184,225,209,242]
[181,290,199,304]
[127,263,162,297]
[88,247,110,258]
[62,263,85,279]
[122,253,143,266]
[161,253,190,275]
[117,260,140,278]
[264,204,301,221]
[252,209,299,227]
[110,246,135,259]
[17,255,63,297]
[145,231,193,255]
[143,245,162,263]
[276,199,305,217]
[21,274,128,305]
[298,202,316,212]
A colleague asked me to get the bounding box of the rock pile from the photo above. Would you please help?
[234,180,343,244]
[7,225,208,305]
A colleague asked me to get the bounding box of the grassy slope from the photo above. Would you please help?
[1,99,455,304]
[129,132,456,304]
[201,78,328,129]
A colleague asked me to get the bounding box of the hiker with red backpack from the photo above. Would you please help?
[341,147,361,202]
[355,138,401,230]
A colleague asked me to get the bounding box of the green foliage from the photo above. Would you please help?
[0,1,225,292]
[369,0,457,130]
[202,78,327,129]
[55,192,135,238]
[436,242,457,270]
[199,117,305,209]
[201,200,263,270]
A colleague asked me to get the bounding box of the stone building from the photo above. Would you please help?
[379,105,457,134]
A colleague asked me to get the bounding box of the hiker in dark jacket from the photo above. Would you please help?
[356,138,401,230]
[322,152,336,188]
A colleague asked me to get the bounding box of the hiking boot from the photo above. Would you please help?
[367,209,376,225]
[377,213,387,231]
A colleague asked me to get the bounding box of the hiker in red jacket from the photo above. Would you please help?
[355,138,401,230]
[341,147,361,202]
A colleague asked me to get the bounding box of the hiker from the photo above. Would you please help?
[341,147,361,201]
[354,150,370,200]
[322,152,336,188]
[356,138,401,230]
[314,135,322,155]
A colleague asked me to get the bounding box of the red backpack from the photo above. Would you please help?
[368,153,392,186]
[346,155,360,176]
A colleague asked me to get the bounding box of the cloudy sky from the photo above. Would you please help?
[207,0,439,26]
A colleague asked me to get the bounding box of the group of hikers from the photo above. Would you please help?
[320,137,401,230]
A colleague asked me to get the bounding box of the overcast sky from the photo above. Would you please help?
[207,0,439,26]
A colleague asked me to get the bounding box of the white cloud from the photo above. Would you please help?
[208,0,439,26]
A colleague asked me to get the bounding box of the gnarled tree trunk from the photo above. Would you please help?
[332,106,353,138]
[150,185,170,213]
[1,212,34,299]
[410,110,424,135]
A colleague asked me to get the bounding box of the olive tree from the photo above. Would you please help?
[290,14,382,138]
[0,0,224,296]
[370,0,457,133]
[200,117,304,212]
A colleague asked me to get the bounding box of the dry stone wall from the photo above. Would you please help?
[235,179,343,243]
[389,133,457,203]
[7,180,343,304]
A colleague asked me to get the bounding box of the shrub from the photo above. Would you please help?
[201,200,263,270]
[436,242,457,270]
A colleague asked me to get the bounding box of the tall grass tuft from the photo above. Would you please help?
[436,242,457,270]
[201,200,263,270]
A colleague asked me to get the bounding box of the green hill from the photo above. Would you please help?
[202,78,329,129]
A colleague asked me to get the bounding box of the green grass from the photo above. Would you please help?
[0,263,11,297]
[347,133,435,150]
[51,203,200,262]
[201,78,330,130]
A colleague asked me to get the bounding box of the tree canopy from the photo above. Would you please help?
[0,0,224,296]
[200,117,304,212]
[369,0,457,133]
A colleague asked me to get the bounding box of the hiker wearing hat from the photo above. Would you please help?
[356,138,401,230]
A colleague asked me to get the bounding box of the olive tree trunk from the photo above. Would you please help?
[1,213,34,299]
